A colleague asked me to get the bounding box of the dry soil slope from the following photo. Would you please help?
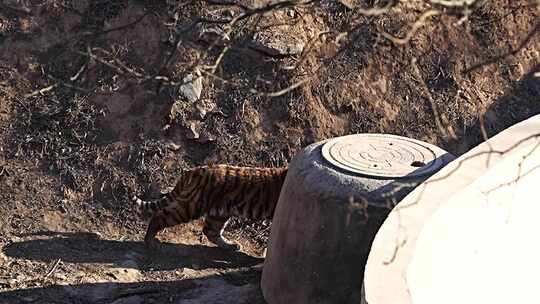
[0,0,538,303]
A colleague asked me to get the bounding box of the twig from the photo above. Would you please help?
[24,61,91,97]
[24,84,58,98]
[382,10,441,45]
[70,62,88,82]
[43,259,62,281]
[410,57,451,139]
[46,75,93,93]
[250,77,311,97]
[92,47,144,78]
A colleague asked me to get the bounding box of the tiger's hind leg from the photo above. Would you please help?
[203,216,240,251]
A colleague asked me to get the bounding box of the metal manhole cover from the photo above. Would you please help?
[321,134,448,179]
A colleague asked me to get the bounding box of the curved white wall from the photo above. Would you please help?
[364,114,540,304]
[408,142,540,304]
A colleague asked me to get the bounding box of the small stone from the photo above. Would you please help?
[181,267,198,278]
[250,31,305,56]
[106,267,140,283]
[185,121,200,140]
[287,9,296,18]
[179,71,203,103]
[198,131,216,144]
[165,142,181,151]
[193,103,207,120]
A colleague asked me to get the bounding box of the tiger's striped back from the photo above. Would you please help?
[132,164,288,250]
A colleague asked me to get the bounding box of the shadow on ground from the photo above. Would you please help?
[0,270,265,304]
[3,231,262,271]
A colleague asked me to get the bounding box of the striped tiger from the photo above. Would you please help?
[132,164,288,251]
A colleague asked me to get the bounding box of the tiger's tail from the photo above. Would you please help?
[131,195,169,219]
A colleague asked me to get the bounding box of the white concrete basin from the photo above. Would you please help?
[363,114,540,304]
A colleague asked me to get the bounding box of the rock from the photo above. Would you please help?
[250,31,304,57]
[181,267,199,278]
[180,71,203,103]
[106,267,140,283]
[185,121,200,140]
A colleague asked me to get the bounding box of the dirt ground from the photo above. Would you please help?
[0,0,538,303]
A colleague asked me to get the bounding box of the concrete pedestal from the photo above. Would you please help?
[261,135,454,304]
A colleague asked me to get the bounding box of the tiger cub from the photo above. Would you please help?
[132,164,288,251]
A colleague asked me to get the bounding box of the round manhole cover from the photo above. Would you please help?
[322,134,448,179]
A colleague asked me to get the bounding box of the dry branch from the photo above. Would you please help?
[382,10,442,45]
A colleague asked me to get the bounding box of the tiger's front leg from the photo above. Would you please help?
[144,216,165,250]
[144,209,188,251]
[203,215,240,251]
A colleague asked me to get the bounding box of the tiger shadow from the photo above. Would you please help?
[2,231,262,271]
